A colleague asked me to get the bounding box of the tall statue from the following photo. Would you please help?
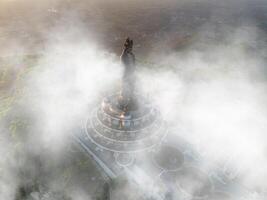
[119,37,136,111]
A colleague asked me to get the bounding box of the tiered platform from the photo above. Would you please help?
[85,94,167,153]
[74,93,251,200]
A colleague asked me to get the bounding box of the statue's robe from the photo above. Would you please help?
[120,48,136,110]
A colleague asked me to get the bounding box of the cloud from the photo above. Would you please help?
[0,1,267,199]
[0,15,122,199]
[138,24,267,196]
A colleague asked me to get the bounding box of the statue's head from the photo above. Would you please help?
[124,37,133,52]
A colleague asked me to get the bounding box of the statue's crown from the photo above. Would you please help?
[124,37,133,49]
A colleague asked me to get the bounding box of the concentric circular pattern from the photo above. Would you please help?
[99,94,157,131]
[92,109,162,141]
[102,94,150,117]
[176,167,213,199]
[153,145,184,171]
[115,153,134,167]
[97,107,158,131]
[85,94,167,153]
